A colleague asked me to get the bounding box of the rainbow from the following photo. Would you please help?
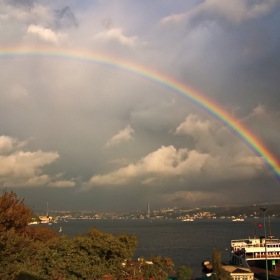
[1,45,280,179]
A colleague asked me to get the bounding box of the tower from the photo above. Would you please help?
[146,203,150,219]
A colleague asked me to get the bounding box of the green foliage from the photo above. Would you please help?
[0,229,44,280]
[141,255,175,280]
[177,265,193,280]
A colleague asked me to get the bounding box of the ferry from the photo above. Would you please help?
[230,236,280,270]
[182,218,194,222]
[232,218,244,222]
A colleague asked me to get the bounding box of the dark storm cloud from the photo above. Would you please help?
[159,1,280,111]
[54,6,78,29]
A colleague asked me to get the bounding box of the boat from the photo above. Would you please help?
[182,218,194,222]
[39,202,52,224]
[230,236,280,271]
[39,216,51,224]
[59,226,62,232]
[232,218,244,222]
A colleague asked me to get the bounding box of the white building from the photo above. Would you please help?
[223,265,254,280]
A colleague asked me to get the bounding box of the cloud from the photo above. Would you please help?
[175,113,269,178]
[9,0,35,8]
[87,108,272,190]
[0,135,29,154]
[105,125,135,147]
[0,2,51,23]
[9,84,29,101]
[0,136,17,154]
[26,24,67,45]
[48,180,76,188]
[54,6,78,30]
[0,135,60,188]
[160,190,224,205]
[175,114,211,138]
[175,114,226,155]
[109,158,131,166]
[93,28,138,47]
[161,0,278,26]
[88,145,209,187]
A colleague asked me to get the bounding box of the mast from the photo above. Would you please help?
[268,215,273,239]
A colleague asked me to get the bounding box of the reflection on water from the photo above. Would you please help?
[49,218,280,277]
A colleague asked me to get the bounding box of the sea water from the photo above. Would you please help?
[50,218,280,278]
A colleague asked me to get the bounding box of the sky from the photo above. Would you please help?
[0,0,280,213]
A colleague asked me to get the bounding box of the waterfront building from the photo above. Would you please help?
[223,265,254,280]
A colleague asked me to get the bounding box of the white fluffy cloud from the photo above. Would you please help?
[0,136,17,154]
[105,125,135,147]
[0,135,28,154]
[0,135,61,187]
[88,138,266,188]
[93,28,138,47]
[0,150,59,187]
[26,24,67,45]
[88,145,209,186]
[175,114,211,138]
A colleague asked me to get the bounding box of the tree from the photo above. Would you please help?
[25,225,58,242]
[141,255,175,280]
[211,250,232,280]
[35,228,139,280]
[0,189,32,232]
[0,228,44,280]
[212,249,221,271]
[0,190,58,280]
[177,265,193,280]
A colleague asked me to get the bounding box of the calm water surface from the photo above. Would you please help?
[50,218,280,277]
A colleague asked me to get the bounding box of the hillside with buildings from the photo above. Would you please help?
[35,203,280,221]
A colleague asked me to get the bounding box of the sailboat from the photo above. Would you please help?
[59,226,62,232]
